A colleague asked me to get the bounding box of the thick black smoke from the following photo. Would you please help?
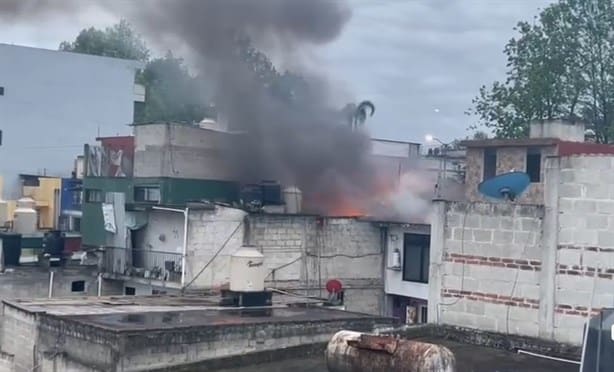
[133,0,381,213]
[2,0,388,215]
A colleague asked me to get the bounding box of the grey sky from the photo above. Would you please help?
[2,0,556,144]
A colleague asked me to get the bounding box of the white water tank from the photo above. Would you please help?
[229,245,265,292]
[283,186,302,214]
[13,197,37,234]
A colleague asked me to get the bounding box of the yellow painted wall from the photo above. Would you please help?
[21,178,61,229]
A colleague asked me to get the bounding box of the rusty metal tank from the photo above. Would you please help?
[326,330,456,372]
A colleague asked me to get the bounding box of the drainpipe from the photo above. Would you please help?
[152,206,189,288]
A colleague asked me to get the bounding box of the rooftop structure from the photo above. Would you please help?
[1,295,393,372]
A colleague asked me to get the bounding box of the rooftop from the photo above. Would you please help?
[5,293,322,317]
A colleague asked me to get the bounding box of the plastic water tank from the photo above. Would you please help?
[13,197,37,234]
[283,186,302,214]
[229,246,265,292]
[0,199,8,227]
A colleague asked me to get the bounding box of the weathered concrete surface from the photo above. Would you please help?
[326,330,455,372]
[31,305,394,372]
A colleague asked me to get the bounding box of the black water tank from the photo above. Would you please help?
[0,233,22,266]
[42,230,65,257]
[261,180,281,205]
[241,184,264,205]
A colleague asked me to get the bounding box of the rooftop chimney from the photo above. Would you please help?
[529,119,585,142]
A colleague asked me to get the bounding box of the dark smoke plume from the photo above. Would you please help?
[2,0,403,216]
[133,0,382,214]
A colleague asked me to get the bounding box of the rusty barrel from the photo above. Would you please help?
[326,330,456,372]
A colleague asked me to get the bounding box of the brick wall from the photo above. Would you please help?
[435,201,544,337]
[464,146,556,204]
[248,215,384,315]
[555,155,614,344]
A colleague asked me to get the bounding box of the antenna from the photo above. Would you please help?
[478,171,531,202]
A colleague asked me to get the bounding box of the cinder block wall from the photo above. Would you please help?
[434,201,544,337]
[248,215,384,315]
[555,155,614,344]
[2,305,38,372]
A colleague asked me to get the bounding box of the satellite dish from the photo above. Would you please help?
[478,171,530,201]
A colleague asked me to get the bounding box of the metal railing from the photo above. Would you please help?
[102,247,182,283]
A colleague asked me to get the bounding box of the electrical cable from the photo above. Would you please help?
[506,208,542,335]
[181,221,243,292]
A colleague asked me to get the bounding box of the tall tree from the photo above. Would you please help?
[136,52,212,123]
[468,0,614,142]
[59,20,150,61]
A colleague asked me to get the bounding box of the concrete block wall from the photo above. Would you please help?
[555,155,614,344]
[133,123,233,180]
[1,305,37,372]
[185,207,247,288]
[0,351,14,372]
[248,215,384,315]
[435,201,544,337]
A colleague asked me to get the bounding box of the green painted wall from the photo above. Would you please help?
[81,177,239,248]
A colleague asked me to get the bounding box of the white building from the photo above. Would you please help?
[0,43,144,197]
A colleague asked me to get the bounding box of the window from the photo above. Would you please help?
[71,280,85,292]
[483,148,497,180]
[0,87,4,96]
[134,186,161,203]
[125,287,136,295]
[402,233,430,283]
[526,148,541,182]
[85,189,103,203]
[419,305,428,323]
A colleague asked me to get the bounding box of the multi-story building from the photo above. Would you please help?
[429,119,614,345]
[0,43,144,198]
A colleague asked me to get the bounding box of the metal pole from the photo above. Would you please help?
[97,273,102,297]
[48,271,54,298]
[181,208,189,288]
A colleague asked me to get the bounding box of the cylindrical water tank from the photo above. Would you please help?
[13,197,37,234]
[229,245,265,292]
[0,199,8,227]
[283,186,302,214]
[326,330,456,372]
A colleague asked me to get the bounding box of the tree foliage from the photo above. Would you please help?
[468,0,614,142]
[136,52,213,124]
[59,20,150,61]
[60,21,210,124]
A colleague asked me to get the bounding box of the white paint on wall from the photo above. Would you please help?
[0,44,142,197]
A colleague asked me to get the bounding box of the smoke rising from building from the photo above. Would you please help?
[1,0,435,221]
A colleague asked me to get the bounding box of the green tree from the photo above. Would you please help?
[59,20,149,61]
[136,52,212,123]
[61,21,213,124]
[468,0,614,142]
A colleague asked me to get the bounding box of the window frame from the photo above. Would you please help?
[483,148,497,180]
[71,280,85,293]
[85,189,103,203]
[526,147,542,183]
[134,185,161,203]
[402,233,430,283]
